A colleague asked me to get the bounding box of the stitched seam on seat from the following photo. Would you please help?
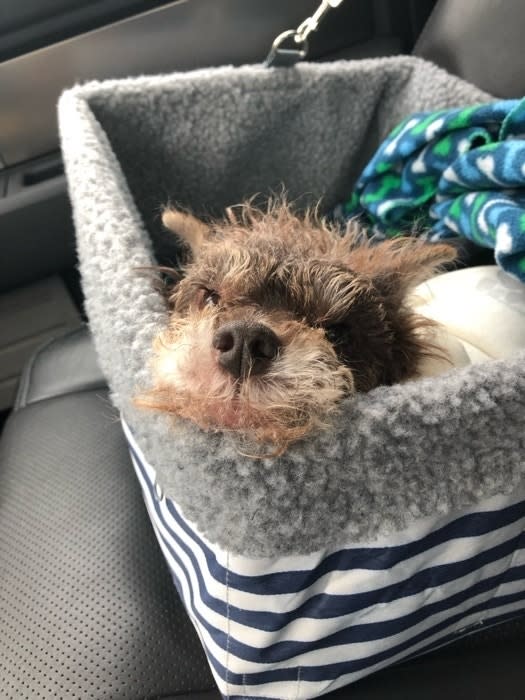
[412,2,439,55]
[14,324,87,410]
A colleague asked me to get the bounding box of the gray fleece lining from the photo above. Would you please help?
[58,57,525,557]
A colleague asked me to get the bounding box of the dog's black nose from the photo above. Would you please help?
[212,321,280,379]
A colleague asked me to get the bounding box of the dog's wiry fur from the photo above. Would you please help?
[138,201,456,453]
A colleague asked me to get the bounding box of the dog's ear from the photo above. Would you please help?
[162,208,211,257]
[343,236,457,299]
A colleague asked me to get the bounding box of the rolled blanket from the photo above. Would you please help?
[337,98,525,281]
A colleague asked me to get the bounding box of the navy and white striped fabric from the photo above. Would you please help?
[123,420,525,699]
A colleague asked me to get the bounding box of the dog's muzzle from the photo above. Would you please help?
[212,321,280,379]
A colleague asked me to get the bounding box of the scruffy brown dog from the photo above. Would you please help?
[140,201,456,452]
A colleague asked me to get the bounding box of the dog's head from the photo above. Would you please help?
[138,202,455,452]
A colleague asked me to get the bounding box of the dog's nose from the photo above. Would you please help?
[212,321,280,379]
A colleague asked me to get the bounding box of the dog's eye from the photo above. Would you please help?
[199,288,220,308]
[324,324,346,345]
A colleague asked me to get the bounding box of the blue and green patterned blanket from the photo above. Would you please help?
[337,98,525,281]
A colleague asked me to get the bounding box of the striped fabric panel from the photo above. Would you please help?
[122,421,525,700]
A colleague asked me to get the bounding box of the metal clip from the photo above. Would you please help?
[265,0,345,68]
[265,29,309,68]
[296,0,344,43]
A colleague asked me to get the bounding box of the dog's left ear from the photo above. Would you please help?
[343,237,457,299]
[162,208,212,257]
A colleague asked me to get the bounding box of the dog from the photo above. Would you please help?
[138,200,456,453]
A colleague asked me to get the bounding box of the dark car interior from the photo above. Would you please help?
[1,1,524,698]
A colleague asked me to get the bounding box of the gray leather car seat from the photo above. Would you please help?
[414,0,525,98]
[0,326,217,699]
